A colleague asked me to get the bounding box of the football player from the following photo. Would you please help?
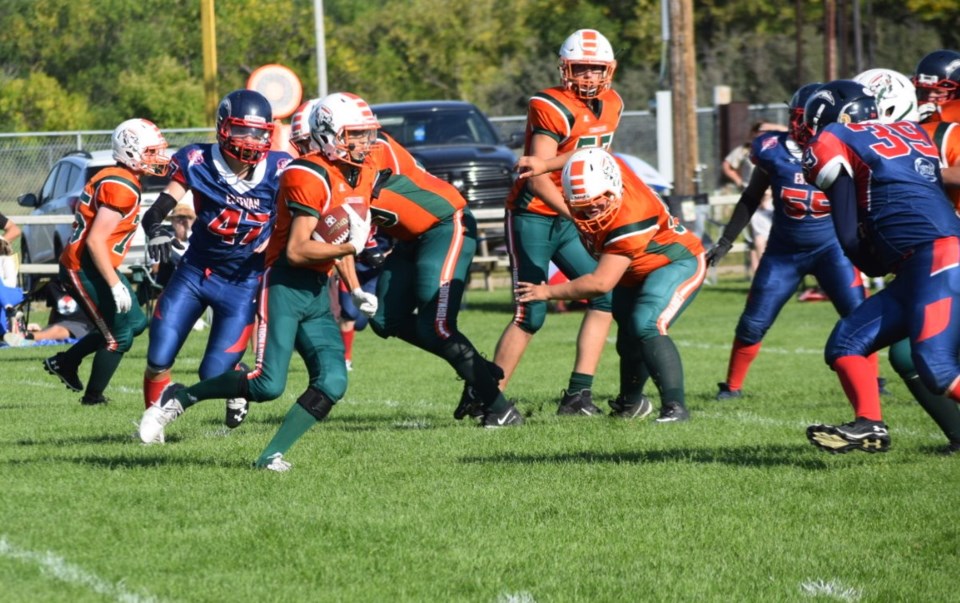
[370,131,523,427]
[44,119,171,405]
[516,148,706,422]
[139,92,377,472]
[707,83,875,402]
[140,89,292,429]
[912,49,960,123]
[492,29,621,416]
[802,79,960,454]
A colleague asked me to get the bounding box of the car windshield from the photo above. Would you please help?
[376,107,500,147]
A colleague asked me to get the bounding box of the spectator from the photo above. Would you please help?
[0,213,25,337]
[155,202,195,287]
[3,279,95,347]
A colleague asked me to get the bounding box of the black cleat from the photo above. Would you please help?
[715,382,743,401]
[806,418,890,454]
[557,388,604,416]
[655,401,690,423]
[44,354,83,392]
[480,402,524,428]
[224,362,251,429]
[608,394,654,419]
[80,393,109,406]
[454,360,505,420]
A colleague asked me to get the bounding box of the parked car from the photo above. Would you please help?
[371,100,521,208]
[16,149,176,289]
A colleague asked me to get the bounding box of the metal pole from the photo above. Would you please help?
[314,0,328,97]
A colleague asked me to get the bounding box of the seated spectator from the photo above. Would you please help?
[0,214,25,337]
[155,202,195,287]
[3,279,94,347]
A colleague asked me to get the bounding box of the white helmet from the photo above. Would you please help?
[112,118,170,176]
[289,98,318,156]
[854,68,919,123]
[558,29,617,99]
[561,148,623,233]
[310,92,381,166]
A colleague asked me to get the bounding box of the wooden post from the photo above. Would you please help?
[824,0,837,81]
[669,0,698,196]
[201,0,218,127]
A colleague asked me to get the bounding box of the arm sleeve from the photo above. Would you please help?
[141,192,179,232]
[720,167,771,242]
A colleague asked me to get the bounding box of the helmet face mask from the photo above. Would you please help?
[912,49,960,121]
[803,80,880,143]
[854,68,919,123]
[558,29,617,99]
[561,148,623,234]
[112,118,171,177]
[789,82,823,146]
[216,89,275,165]
[310,92,381,166]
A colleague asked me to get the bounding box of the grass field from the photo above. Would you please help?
[1,279,958,602]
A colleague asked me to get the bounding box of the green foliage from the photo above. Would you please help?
[1,283,958,600]
[0,72,91,131]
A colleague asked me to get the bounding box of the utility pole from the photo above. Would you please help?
[201,0,218,126]
[795,0,804,90]
[669,0,698,196]
[824,0,838,80]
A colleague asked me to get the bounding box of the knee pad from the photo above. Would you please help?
[296,387,335,421]
[515,301,547,334]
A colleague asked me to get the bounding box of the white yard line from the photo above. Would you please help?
[0,535,163,603]
[800,578,863,602]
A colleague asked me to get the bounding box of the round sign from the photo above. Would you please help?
[247,64,303,120]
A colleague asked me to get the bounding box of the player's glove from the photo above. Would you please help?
[705,237,733,267]
[344,205,371,255]
[351,288,378,317]
[111,282,132,313]
[146,224,184,264]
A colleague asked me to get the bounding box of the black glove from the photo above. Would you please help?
[705,237,733,267]
[358,248,386,270]
[147,224,184,263]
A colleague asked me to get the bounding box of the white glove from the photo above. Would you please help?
[344,204,371,255]
[111,282,132,313]
[351,288,378,317]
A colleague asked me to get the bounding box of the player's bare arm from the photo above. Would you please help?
[286,213,357,266]
[515,253,630,302]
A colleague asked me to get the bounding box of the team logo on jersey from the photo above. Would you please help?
[802,149,818,172]
[187,148,205,166]
[277,157,291,171]
[914,157,938,182]
[761,136,778,152]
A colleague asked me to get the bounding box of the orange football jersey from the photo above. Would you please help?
[577,157,704,287]
[371,132,467,241]
[61,166,143,271]
[921,120,960,210]
[507,86,623,215]
[268,154,377,273]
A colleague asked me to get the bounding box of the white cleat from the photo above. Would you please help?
[255,452,292,472]
[139,384,185,444]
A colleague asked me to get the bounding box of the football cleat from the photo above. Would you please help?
[715,382,743,401]
[480,402,524,428]
[138,383,186,444]
[254,452,292,472]
[806,419,890,454]
[943,440,960,456]
[655,401,690,423]
[44,353,83,392]
[224,362,251,429]
[557,388,604,416]
[80,393,109,406]
[608,394,654,419]
[454,360,505,421]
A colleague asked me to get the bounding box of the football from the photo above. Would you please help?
[312,204,352,245]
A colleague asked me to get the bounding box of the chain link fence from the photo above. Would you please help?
[0,105,789,218]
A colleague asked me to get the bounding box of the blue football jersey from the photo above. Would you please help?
[751,131,835,250]
[803,121,960,272]
[169,144,292,278]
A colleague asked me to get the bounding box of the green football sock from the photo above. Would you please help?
[640,335,685,405]
[85,348,123,396]
[567,372,593,394]
[179,370,246,409]
[255,403,318,466]
[904,376,960,442]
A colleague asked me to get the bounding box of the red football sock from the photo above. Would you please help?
[143,374,171,409]
[341,328,355,361]
[726,339,762,390]
[833,355,882,421]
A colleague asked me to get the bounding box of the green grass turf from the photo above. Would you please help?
[1,280,958,602]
